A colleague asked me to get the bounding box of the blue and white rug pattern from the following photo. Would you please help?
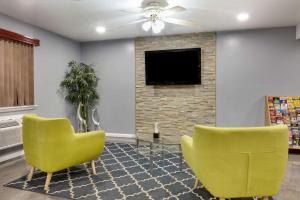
[5,142,272,200]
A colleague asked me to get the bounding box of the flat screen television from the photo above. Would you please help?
[145,48,201,85]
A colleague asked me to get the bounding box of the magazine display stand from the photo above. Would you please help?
[265,96,300,151]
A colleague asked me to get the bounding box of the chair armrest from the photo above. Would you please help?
[72,130,106,163]
[181,135,195,170]
[74,130,105,142]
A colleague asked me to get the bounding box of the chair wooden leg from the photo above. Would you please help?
[193,179,199,190]
[91,160,96,175]
[262,197,269,200]
[44,172,52,191]
[27,166,35,181]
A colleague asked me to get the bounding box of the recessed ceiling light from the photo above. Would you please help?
[96,26,106,33]
[237,13,249,22]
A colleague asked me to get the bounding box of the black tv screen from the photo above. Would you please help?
[145,48,201,85]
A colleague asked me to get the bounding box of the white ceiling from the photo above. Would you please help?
[0,0,299,42]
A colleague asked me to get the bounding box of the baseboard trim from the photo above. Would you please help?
[105,132,136,139]
[0,150,24,163]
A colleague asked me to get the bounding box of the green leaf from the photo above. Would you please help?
[59,60,100,107]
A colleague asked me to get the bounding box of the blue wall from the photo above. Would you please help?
[81,39,135,134]
[216,27,300,126]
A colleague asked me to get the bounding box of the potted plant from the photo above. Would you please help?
[60,61,99,132]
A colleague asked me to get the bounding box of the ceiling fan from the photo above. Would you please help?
[121,0,197,34]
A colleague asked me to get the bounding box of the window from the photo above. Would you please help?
[0,28,39,107]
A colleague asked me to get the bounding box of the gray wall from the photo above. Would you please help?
[0,14,81,122]
[297,24,300,39]
[81,40,135,134]
[1,13,300,132]
[217,27,300,127]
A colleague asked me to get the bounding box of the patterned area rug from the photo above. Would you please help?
[5,142,272,200]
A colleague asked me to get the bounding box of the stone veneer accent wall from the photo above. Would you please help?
[135,33,216,136]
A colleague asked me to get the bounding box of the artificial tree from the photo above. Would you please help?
[60,61,99,131]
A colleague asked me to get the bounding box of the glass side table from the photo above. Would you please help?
[136,133,183,171]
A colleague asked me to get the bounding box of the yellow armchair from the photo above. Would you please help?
[22,114,105,190]
[181,125,288,200]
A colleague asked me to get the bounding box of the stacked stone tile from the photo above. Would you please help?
[135,33,216,137]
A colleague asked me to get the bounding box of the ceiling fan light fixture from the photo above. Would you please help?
[155,20,165,30]
[142,21,152,31]
[152,24,161,33]
[152,20,165,33]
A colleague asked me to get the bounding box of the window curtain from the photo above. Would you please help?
[0,39,34,107]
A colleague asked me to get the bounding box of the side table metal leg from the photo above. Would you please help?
[179,145,183,171]
[162,144,165,166]
[150,143,153,171]
[136,139,139,161]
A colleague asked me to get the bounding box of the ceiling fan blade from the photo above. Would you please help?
[118,8,143,14]
[128,18,148,25]
[165,6,186,13]
[161,6,186,17]
[105,18,147,31]
[164,17,197,27]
